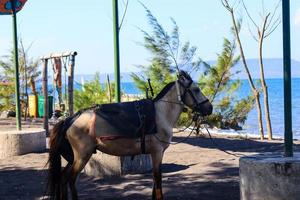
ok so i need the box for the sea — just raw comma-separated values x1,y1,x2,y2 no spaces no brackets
74,78,300,139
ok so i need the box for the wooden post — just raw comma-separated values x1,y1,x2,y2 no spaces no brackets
41,51,77,116
42,59,49,135
107,74,112,103
68,55,75,116
41,51,77,60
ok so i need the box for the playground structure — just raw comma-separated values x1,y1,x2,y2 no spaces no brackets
40,51,77,135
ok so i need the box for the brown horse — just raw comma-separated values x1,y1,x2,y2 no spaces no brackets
47,71,212,200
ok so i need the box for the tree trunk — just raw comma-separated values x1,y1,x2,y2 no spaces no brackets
263,84,272,140
258,17,273,140
259,42,272,140
229,9,264,139
254,89,264,140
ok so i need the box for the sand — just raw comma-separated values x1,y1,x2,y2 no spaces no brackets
0,130,299,200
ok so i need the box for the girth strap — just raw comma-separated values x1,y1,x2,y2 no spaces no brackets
136,102,147,154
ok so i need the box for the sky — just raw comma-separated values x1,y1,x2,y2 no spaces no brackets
0,0,299,75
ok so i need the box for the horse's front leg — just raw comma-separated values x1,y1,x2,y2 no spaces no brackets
151,151,164,200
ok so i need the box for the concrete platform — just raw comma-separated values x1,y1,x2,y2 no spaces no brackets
240,153,300,200
84,152,152,178
0,128,46,159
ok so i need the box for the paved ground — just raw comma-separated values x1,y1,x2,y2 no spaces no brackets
0,124,299,199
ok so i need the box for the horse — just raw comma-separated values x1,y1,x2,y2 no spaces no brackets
47,70,213,200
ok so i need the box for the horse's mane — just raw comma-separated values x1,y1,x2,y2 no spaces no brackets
153,82,175,102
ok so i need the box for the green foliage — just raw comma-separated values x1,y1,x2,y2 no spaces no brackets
74,73,114,111
132,7,254,130
199,37,254,130
132,7,202,97
0,45,40,111
0,82,15,111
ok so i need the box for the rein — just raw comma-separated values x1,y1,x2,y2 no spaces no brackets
154,113,244,158
153,79,207,144
153,114,200,145
204,126,244,158
153,120,197,145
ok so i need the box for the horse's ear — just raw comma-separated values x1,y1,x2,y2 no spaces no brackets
177,71,185,82
178,70,193,87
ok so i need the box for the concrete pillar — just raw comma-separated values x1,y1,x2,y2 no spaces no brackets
240,153,300,200
84,152,152,178
0,129,46,158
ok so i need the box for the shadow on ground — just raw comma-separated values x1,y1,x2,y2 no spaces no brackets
173,135,300,153
0,165,239,200
0,167,48,200
78,168,239,200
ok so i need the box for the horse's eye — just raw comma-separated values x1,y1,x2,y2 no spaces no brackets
193,88,200,93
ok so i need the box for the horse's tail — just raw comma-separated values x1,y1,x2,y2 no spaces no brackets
47,117,75,200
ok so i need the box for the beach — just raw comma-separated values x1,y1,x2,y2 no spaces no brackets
0,129,298,200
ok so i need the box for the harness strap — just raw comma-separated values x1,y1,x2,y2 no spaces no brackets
140,115,146,154
175,81,183,103
135,102,147,154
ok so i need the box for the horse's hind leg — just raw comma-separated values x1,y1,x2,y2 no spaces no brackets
61,163,72,199
66,120,96,200
68,151,93,200
151,151,164,200
68,145,95,200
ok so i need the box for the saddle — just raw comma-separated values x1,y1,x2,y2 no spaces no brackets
93,99,157,152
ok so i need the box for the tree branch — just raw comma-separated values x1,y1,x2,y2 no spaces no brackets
119,0,129,30
241,0,259,29
265,0,281,31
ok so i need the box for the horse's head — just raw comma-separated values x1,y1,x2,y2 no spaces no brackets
177,70,213,116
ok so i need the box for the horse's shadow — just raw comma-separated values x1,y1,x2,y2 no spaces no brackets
0,162,239,200
161,163,196,173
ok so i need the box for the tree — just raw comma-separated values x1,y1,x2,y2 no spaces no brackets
241,0,281,140
222,0,265,140
19,40,40,119
0,42,40,115
0,78,14,111
132,6,254,129
132,6,202,97
0,55,15,111
199,37,254,130
74,73,114,111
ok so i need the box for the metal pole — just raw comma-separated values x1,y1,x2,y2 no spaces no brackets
112,0,121,102
282,0,293,157
11,0,21,130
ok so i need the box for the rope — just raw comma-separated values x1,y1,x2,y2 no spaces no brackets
153,112,245,158
153,123,197,145
153,113,200,145
204,126,245,158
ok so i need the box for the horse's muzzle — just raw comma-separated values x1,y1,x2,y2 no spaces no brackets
194,102,213,116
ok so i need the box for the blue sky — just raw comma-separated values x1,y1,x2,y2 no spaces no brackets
0,0,299,75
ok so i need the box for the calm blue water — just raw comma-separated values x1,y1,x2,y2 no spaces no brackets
240,78,300,139
77,78,299,139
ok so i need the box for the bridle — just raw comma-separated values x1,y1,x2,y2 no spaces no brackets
158,78,209,113
154,76,210,145
175,79,209,113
